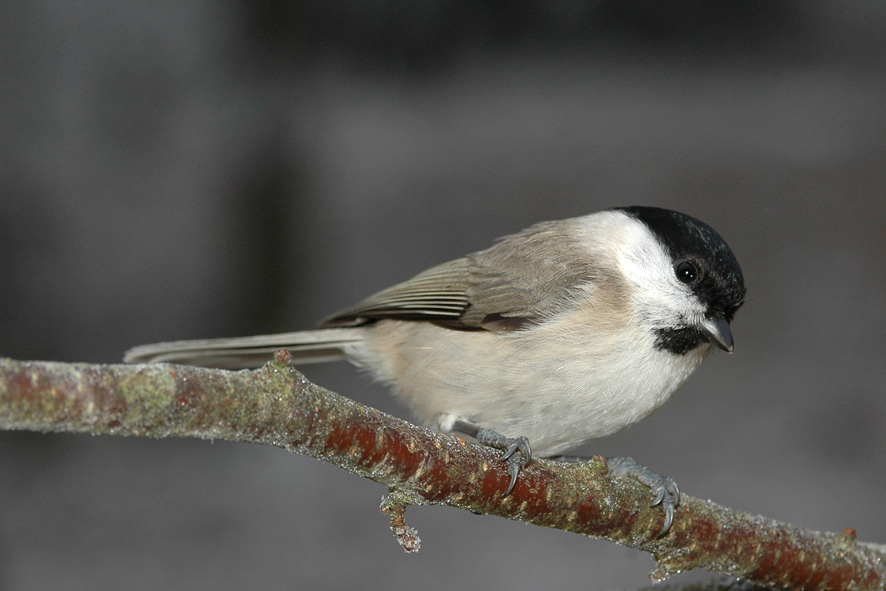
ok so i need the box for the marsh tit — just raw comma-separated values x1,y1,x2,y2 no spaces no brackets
126,206,746,533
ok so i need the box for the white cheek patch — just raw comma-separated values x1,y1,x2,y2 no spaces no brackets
569,210,708,330
612,216,707,329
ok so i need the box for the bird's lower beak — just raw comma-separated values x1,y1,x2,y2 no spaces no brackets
700,316,734,353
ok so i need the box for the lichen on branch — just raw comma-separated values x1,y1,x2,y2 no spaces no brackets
0,354,883,590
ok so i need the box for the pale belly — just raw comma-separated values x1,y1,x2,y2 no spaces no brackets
350,319,708,457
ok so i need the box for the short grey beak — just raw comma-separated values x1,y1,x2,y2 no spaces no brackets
700,316,734,353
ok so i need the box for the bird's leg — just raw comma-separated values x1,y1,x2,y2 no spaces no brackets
558,455,680,536
451,419,532,495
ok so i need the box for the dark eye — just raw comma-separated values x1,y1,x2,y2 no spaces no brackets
675,260,698,284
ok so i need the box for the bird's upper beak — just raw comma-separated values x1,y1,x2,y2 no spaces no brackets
700,316,734,353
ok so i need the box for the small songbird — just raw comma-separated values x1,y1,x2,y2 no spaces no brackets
126,206,746,533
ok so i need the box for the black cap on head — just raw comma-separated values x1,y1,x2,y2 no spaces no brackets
616,206,747,353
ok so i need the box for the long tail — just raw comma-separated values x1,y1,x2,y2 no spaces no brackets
123,327,366,369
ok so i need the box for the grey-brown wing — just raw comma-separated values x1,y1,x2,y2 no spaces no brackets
460,219,598,328
321,258,473,327
322,219,597,330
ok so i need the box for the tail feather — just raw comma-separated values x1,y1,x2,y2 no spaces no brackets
123,328,366,369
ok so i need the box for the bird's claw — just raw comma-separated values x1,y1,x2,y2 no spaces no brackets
503,452,522,495
475,429,532,496
649,477,680,536
499,436,532,467
608,457,680,537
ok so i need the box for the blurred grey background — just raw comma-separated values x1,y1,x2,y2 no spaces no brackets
1,1,885,589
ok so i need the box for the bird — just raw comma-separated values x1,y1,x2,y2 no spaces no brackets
125,205,746,534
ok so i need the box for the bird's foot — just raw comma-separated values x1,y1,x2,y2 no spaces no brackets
451,420,532,495
607,456,680,536
475,428,532,495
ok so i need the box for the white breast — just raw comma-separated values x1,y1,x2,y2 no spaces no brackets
349,312,708,457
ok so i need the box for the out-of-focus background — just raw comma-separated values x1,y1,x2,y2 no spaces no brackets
2,1,885,589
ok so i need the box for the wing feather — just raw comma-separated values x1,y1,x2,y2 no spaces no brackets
321,259,472,326
322,219,598,330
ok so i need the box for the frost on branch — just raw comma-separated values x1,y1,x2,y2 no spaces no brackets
1,355,884,590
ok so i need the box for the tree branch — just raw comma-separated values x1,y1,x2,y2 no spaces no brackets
1,353,883,590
